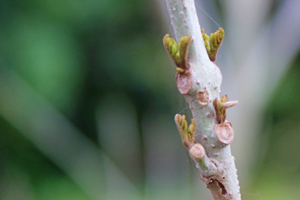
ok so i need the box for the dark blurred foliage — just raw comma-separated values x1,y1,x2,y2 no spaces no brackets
0,0,300,199
0,0,178,199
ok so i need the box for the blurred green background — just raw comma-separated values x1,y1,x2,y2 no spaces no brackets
0,0,300,199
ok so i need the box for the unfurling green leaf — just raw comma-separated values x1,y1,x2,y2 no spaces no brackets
178,35,192,69
188,119,196,144
175,114,196,148
202,28,224,62
163,34,192,74
201,29,210,53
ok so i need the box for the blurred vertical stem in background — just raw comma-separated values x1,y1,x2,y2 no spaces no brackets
163,0,241,199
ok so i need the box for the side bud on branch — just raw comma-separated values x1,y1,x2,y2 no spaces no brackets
213,95,238,145
174,114,195,149
202,28,225,62
213,95,238,124
175,114,218,176
163,34,192,74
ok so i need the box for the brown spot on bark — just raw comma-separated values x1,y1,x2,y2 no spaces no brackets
176,71,192,94
199,174,214,184
206,179,228,200
216,180,227,196
189,143,205,159
214,122,234,145
197,89,209,106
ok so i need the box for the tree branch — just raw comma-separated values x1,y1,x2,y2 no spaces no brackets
163,0,241,199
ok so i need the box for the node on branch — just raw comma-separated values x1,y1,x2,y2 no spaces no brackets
197,88,209,106
213,95,238,124
190,143,217,176
214,122,234,145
